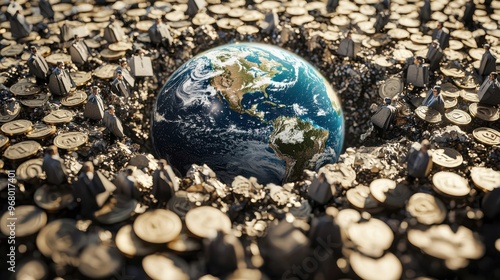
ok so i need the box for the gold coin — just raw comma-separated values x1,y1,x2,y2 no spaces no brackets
469,103,499,121
166,10,187,22
185,206,232,238
133,209,182,244
216,18,244,29
45,53,72,65
100,49,126,60
444,49,467,62
259,0,281,10
440,63,466,78
240,10,265,22
410,34,432,45
94,64,119,80
432,148,463,168
451,29,473,40
449,40,464,51
0,44,24,57
0,205,47,237
108,41,133,52
0,134,9,150
136,21,154,32
169,20,192,29
10,81,41,96
53,131,88,150
1,119,32,136
453,77,478,89
227,8,246,18
468,48,484,60
379,77,403,99
116,224,158,257
445,109,471,125
43,109,74,124
142,253,190,280
84,39,101,49
407,224,484,265
392,48,413,62
192,13,216,26
459,89,480,102
208,4,231,14
320,30,339,41
3,140,41,160
406,193,446,225
348,218,394,258
432,171,470,198
470,167,500,192
127,8,148,17
473,127,500,145
415,106,442,123
61,90,87,107
17,158,46,181
286,6,307,16
52,3,73,12
388,28,410,40
69,71,91,87
20,92,49,108
373,56,394,67
36,219,87,258
443,96,457,109
236,25,259,35
398,17,420,28
350,252,402,280
26,14,44,25
26,123,56,139
291,15,314,26
0,58,19,70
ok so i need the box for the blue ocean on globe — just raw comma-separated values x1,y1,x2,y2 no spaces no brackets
152,43,344,184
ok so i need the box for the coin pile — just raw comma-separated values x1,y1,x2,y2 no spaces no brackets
2,0,500,279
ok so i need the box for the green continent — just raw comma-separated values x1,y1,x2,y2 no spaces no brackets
269,116,329,182
210,52,283,118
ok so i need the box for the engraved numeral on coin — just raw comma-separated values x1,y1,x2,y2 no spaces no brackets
482,131,500,141
434,153,456,163
53,112,69,119
62,136,78,145
15,146,28,154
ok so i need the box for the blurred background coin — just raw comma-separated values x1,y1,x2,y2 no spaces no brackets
470,167,500,192
406,192,447,225
185,206,232,238
0,205,47,237
133,209,182,244
3,141,41,160
432,171,470,198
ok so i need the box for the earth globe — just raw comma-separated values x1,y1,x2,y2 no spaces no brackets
152,43,344,185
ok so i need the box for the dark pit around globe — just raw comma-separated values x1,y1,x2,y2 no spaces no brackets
152,43,344,185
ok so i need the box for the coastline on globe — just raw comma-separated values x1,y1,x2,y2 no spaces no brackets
152,43,344,185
